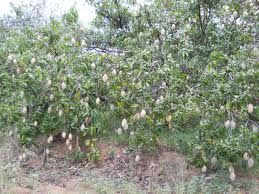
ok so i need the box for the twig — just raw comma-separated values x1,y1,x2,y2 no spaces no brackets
39,148,47,170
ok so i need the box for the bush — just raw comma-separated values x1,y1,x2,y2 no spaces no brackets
0,1,258,171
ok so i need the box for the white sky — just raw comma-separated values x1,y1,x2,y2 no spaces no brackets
0,0,96,26
0,0,149,26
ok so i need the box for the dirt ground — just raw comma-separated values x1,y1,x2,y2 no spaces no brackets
0,135,258,194
1,135,97,194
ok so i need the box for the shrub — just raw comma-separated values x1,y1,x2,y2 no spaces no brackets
0,1,258,170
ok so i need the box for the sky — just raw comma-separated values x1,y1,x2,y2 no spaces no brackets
0,0,148,26
0,0,96,26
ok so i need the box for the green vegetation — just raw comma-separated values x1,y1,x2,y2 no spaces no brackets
0,0,258,187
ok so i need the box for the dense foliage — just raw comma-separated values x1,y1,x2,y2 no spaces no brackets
0,0,258,175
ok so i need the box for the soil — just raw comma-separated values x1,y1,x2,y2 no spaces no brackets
0,135,258,194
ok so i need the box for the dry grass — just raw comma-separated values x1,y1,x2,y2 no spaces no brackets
0,133,258,194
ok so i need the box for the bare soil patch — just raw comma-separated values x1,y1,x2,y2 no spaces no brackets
0,135,258,193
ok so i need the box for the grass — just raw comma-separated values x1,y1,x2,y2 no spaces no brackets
184,172,258,194
0,133,5,145
0,168,9,192
158,129,258,193
0,133,8,191
0,130,258,194
158,128,197,153
79,169,143,194
79,168,258,194
103,131,129,145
